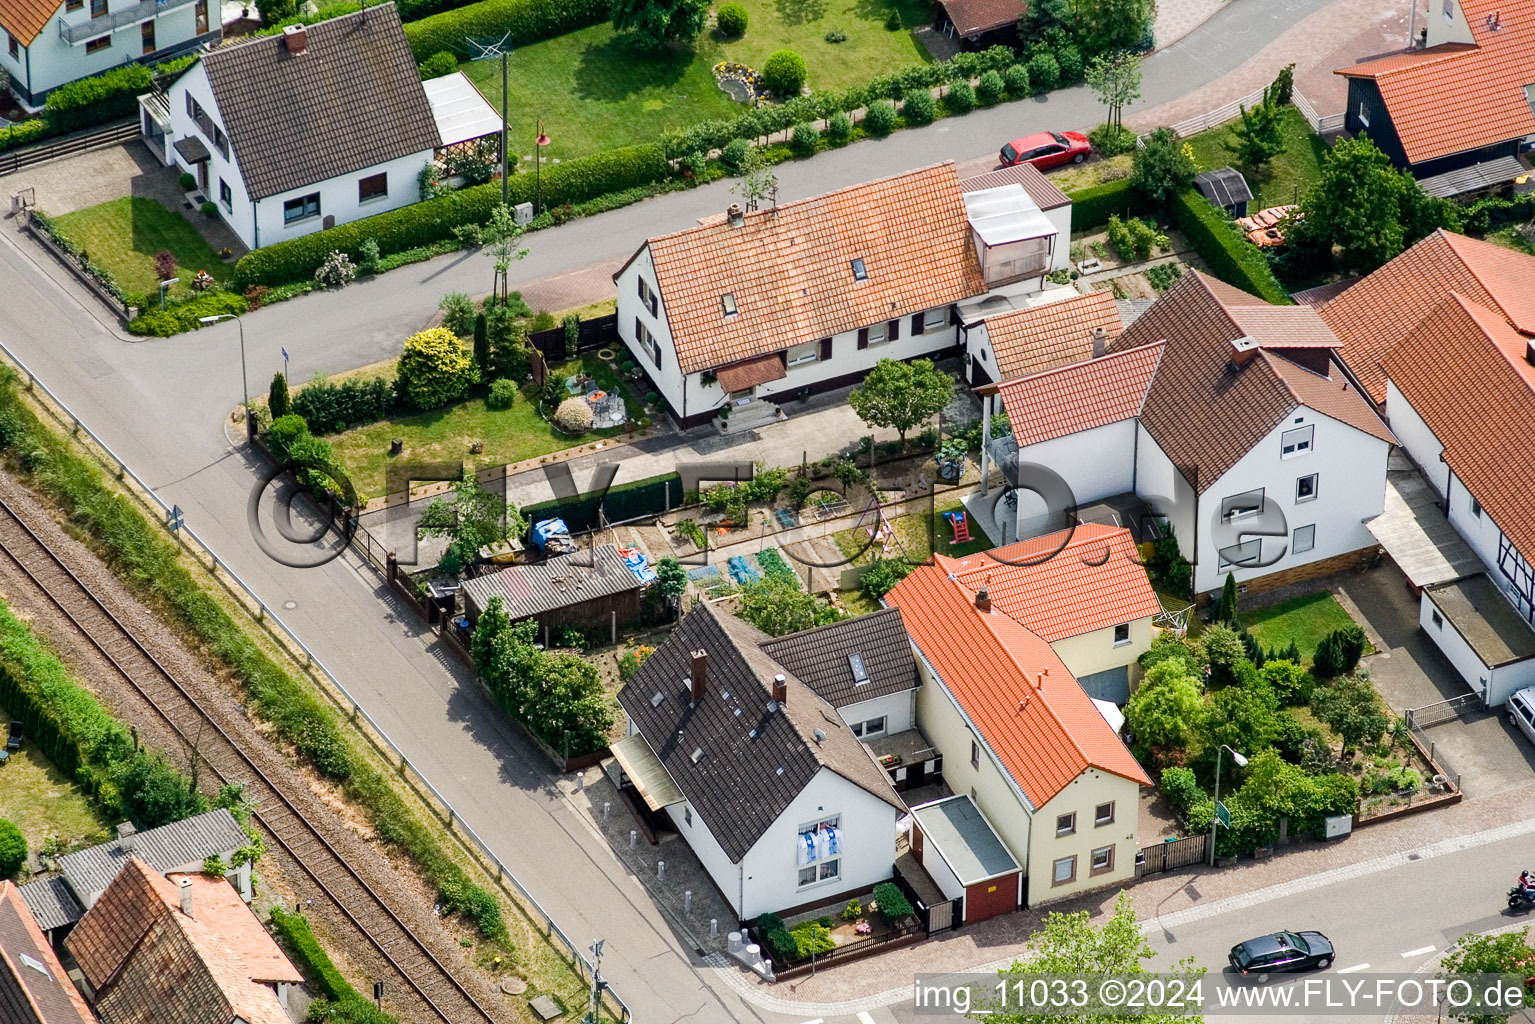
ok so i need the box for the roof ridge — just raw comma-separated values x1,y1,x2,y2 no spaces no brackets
994,339,1165,388
203,1,393,63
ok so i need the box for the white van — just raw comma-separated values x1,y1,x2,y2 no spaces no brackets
1508,686,1535,746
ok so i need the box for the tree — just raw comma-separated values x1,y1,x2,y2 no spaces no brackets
268,371,291,420
1226,88,1285,170
1214,572,1239,624
397,327,478,411
1202,683,1278,762
735,577,840,636
1128,127,1195,207
527,653,615,757
1439,929,1535,1024
472,313,490,379
254,0,296,24
1019,0,1072,45
1310,674,1388,753
655,556,687,614
417,469,527,572
1124,660,1204,756
990,893,1204,1023
482,203,528,307
761,49,807,97
731,147,778,213
1290,136,1408,273
860,557,914,599
0,819,25,878
847,358,954,445
1200,621,1247,686
1260,659,1312,706
1085,50,1141,129
114,750,209,828
609,0,708,48
1075,0,1157,56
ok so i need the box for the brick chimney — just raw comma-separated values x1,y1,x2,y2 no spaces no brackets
726,203,745,228
178,877,194,919
1229,335,1259,369
771,673,787,705
689,650,707,702
974,586,991,613
283,23,308,56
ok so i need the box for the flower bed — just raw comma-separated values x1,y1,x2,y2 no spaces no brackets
712,61,762,101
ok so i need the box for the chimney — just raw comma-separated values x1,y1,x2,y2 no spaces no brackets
771,673,787,705
1091,325,1108,358
689,650,707,702
178,877,193,919
117,821,137,853
1229,335,1260,369
283,23,308,56
974,586,991,613
726,203,745,228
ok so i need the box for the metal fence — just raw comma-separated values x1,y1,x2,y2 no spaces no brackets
0,340,633,1023
0,119,139,177
1135,834,1210,878
1404,693,1477,792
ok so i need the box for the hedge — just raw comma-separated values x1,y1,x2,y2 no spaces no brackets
0,121,49,155
1168,188,1291,305
1066,177,1147,232
43,56,196,134
520,470,681,533
270,909,399,1024
404,0,609,60
232,144,669,289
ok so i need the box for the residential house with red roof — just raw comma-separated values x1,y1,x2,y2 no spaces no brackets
0,881,97,1024
978,271,1397,599
64,858,301,1024
1335,0,1535,189
886,561,1152,911
613,161,1076,430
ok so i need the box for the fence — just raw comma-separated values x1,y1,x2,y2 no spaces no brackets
1135,834,1211,878
1293,90,1347,134
1137,87,1266,148
527,313,619,360
0,340,634,1024
0,119,139,176
771,921,922,978
1403,693,1477,792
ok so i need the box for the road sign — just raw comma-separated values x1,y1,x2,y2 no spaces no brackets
1215,801,1231,828
168,505,184,533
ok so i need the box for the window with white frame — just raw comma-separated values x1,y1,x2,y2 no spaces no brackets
970,738,980,768
866,321,889,346
795,817,842,888
683,805,692,827
1056,812,1076,836
635,320,661,367
1471,497,1483,519
1281,424,1314,457
1292,524,1315,554
786,340,820,367
637,276,658,316
1431,608,1443,628
282,193,321,224
1444,0,1453,20
1221,489,1264,522
1113,623,1130,646
922,308,948,331
848,716,887,738
1090,845,1115,875
1357,101,1369,127
1052,855,1076,885
1296,474,1318,503
1095,802,1115,826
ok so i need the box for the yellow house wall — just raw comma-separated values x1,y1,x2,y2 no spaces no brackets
1028,768,1143,907
1047,616,1155,684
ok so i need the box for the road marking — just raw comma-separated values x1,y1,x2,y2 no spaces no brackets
857,1014,878,1024
1338,963,1370,974
1402,946,1436,958
799,1019,823,1024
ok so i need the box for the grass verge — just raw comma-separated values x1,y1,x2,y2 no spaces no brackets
0,699,111,858
50,197,231,299
1182,105,1327,211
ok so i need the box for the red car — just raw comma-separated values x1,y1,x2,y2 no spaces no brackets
999,131,1092,170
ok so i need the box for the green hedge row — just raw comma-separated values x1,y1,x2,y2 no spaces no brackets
520,470,681,533
270,909,398,1024
0,121,49,155
232,144,669,289
0,371,505,940
44,56,195,134
1168,188,1291,305
404,0,609,60
1066,177,1149,232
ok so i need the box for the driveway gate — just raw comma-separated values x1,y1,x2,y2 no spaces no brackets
1135,835,1210,878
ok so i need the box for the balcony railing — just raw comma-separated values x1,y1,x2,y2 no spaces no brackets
60,0,195,44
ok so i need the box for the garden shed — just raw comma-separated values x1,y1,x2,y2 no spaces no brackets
461,544,646,634
1420,573,1535,706
908,795,1021,923
1192,168,1253,217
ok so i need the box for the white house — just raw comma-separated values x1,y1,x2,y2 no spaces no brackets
614,603,905,922
137,5,497,251
977,271,1398,598
0,0,216,110
886,562,1151,911
612,161,1079,431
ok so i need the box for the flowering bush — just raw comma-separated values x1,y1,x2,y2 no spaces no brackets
554,397,593,433
855,921,872,935
190,269,215,292
313,250,357,288
397,327,477,411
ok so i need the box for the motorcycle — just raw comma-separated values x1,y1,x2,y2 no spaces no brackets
1508,886,1535,910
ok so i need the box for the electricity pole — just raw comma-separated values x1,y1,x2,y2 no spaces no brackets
585,939,605,1024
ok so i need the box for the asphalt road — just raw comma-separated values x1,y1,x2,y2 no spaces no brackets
0,1,1365,1021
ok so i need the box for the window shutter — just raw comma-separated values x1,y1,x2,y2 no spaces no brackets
889,318,900,341
649,294,658,316
857,328,869,350
819,337,832,361
636,277,645,300
948,305,958,325
911,313,924,335
634,318,642,347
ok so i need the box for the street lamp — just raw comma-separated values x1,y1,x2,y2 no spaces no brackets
199,312,253,440
535,120,551,215
1209,743,1248,866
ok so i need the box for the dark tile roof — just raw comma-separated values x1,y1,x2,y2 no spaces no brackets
201,4,440,200
617,604,903,862
16,877,83,933
960,162,1072,210
937,0,1022,35
57,809,248,905
759,607,917,709
1193,167,1253,207
172,136,211,164
0,883,97,1024
461,545,645,621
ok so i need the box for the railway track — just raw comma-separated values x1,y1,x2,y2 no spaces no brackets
0,493,503,1024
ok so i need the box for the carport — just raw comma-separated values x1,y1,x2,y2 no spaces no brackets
1366,470,1483,589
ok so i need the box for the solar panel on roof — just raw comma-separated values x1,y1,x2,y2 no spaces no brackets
849,652,870,685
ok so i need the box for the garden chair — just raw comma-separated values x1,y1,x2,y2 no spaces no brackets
5,721,20,752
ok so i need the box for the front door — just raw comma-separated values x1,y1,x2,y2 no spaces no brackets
729,389,754,405
196,160,208,192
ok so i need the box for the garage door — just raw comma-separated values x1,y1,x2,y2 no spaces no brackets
1076,666,1129,705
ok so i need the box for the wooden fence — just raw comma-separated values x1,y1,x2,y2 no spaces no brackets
1135,834,1210,878
527,313,619,361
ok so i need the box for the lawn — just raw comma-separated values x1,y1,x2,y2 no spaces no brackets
1239,591,1368,666
462,0,932,161
49,197,231,300
329,354,641,499
832,498,993,566
1183,105,1328,210
0,702,112,862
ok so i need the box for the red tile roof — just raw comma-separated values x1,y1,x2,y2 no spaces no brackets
941,524,1164,642
715,353,786,392
985,291,1123,380
0,0,63,46
1382,292,1535,559
887,561,1151,807
0,882,96,1024
1320,229,1535,402
994,342,1164,447
937,0,1022,37
1334,0,1535,164
1108,272,1393,493
633,163,986,375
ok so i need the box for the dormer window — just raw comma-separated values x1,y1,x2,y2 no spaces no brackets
850,258,867,281
722,292,737,317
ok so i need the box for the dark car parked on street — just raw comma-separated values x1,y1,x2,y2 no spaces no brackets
1229,931,1335,980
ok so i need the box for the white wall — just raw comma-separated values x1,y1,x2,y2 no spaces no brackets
1045,205,1072,271
1385,382,1448,497
911,814,965,902
615,247,687,412
1010,420,1137,542
1421,589,1496,702
1427,0,1473,47
1190,407,1390,594
836,689,915,737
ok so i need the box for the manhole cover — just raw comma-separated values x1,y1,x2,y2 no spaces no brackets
283,601,297,610
528,993,563,1020
500,977,528,995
